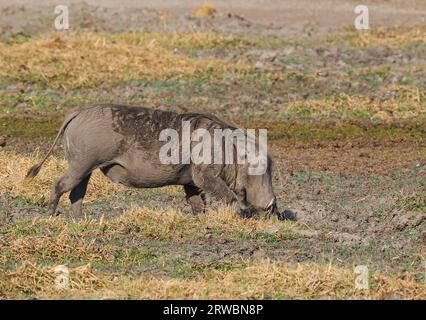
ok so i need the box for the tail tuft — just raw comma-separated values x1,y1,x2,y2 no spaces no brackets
25,163,42,181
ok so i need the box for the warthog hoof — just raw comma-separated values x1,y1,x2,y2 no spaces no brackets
239,208,253,218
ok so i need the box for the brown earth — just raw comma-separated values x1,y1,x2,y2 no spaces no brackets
1,0,426,40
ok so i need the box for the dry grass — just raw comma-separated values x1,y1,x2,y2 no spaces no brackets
0,151,123,203
1,231,116,267
0,32,247,89
1,13,424,301
329,24,426,48
0,151,179,204
0,261,110,299
1,205,424,299
189,2,217,18
0,206,291,264
283,86,425,120
0,205,296,273
115,205,295,241
91,262,426,300
1,259,424,299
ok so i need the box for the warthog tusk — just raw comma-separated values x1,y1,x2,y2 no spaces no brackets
267,198,276,210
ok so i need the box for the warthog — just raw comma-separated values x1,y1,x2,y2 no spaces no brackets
26,104,286,219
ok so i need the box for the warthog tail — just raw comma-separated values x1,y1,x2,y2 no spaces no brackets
25,163,43,180
25,111,80,181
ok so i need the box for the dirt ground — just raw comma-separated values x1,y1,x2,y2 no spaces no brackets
1,0,426,39
0,1,425,299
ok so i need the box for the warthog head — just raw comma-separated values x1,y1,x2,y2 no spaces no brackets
234,155,283,219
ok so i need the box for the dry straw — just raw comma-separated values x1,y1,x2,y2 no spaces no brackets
0,32,246,89
0,205,424,299
329,24,426,48
0,150,182,204
353,25,426,47
189,2,217,18
0,151,124,203
283,86,425,120
2,259,424,299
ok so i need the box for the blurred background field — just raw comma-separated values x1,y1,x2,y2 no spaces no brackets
0,0,425,299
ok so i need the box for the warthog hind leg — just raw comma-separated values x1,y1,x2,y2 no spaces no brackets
46,167,91,216
69,173,92,219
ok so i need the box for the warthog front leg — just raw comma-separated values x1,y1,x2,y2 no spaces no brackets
191,167,254,218
192,168,236,207
183,184,206,215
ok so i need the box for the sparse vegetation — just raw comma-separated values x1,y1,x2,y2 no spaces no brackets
328,24,426,48
0,1,425,300
0,32,251,89
282,87,425,120
189,2,217,18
